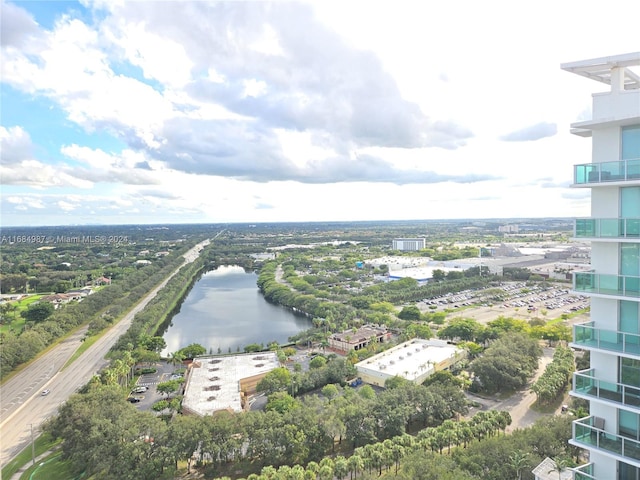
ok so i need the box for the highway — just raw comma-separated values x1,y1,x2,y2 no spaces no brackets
0,239,210,470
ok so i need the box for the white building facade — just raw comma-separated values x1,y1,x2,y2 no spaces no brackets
563,53,640,480
392,238,426,251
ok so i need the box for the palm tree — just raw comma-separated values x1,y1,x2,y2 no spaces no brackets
348,454,364,480
508,451,529,480
548,456,571,479
169,351,185,371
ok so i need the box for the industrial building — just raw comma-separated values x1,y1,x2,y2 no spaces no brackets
354,338,466,387
563,52,640,480
181,352,279,416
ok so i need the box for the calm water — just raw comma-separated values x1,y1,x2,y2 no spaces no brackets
161,265,311,356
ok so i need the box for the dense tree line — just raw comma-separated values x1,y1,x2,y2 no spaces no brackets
110,256,206,356
531,346,575,405
0,249,190,378
469,333,542,394
46,375,470,479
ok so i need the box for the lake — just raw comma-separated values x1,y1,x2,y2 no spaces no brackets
161,265,311,356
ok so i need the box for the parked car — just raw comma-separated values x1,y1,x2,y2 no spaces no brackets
132,386,148,394
127,397,142,403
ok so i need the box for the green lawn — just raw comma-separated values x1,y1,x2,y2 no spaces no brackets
19,451,79,480
0,294,46,335
0,432,60,480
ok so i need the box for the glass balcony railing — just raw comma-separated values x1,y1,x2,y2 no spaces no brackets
573,369,640,409
573,416,640,462
574,158,640,185
572,322,640,355
572,463,595,480
574,272,640,298
575,218,640,239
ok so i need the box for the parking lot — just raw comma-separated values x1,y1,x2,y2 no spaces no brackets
417,281,589,325
129,361,183,411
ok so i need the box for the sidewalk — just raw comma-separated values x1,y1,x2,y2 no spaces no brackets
9,448,59,480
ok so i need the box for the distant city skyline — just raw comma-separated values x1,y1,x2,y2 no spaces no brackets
2,0,639,226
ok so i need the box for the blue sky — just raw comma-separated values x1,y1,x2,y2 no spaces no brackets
1,0,639,226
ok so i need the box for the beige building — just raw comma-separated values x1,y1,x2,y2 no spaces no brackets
328,324,391,354
355,338,466,387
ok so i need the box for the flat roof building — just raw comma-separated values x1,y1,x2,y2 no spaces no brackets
355,338,466,387
392,238,426,251
328,324,391,354
182,352,279,416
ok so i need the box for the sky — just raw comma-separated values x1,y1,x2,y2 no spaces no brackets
1,0,639,227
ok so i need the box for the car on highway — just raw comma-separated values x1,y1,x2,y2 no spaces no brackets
41,389,50,396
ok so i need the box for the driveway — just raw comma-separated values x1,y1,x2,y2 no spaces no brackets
464,346,563,431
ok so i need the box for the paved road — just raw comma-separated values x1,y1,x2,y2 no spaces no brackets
0,239,210,470
465,346,563,431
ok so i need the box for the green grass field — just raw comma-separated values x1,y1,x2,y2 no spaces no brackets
0,294,46,335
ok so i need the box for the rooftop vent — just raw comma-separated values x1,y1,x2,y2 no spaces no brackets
207,396,217,401
255,363,264,368
208,367,220,372
204,385,221,391
209,376,220,381
210,359,222,364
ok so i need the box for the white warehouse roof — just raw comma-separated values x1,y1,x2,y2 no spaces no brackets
182,352,279,415
355,339,465,385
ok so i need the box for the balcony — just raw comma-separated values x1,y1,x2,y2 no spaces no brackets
572,463,595,480
573,158,640,185
575,218,640,239
573,368,640,410
572,322,640,356
574,272,640,298
572,416,640,463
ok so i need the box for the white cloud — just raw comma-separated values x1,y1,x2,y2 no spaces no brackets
2,0,638,226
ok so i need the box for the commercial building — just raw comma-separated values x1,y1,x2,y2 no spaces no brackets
181,352,279,416
392,238,426,251
563,52,640,480
328,324,391,354
354,338,466,387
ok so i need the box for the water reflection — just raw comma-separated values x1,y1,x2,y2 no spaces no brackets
161,265,311,356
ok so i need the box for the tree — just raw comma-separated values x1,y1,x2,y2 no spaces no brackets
265,392,299,414
22,302,54,323
348,454,364,479
432,269,446,282
548,456,572,479
310,355,327,369
177,343,206,359
398,305,421,321
156,379,182,398
437,318,484,343
169,351,185,370
257,367,292,395
508,450,530,480
322,384,339,402
141,335,166,353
